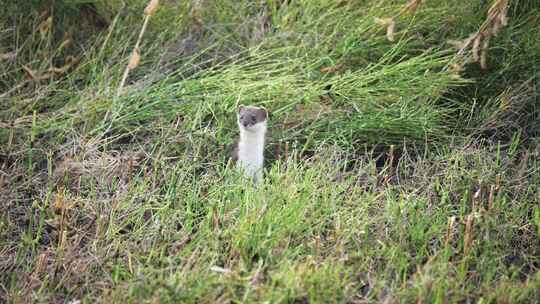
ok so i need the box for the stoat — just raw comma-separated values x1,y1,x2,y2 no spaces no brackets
234,105,268,185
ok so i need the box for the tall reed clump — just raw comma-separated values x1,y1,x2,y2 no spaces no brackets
22,0,465,158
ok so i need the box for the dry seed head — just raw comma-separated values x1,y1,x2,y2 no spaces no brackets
144,0,159,15
454,0,509,70
128,48,141,70
386,19,396,42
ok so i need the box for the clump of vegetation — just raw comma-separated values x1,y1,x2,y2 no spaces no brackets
1,0,539,302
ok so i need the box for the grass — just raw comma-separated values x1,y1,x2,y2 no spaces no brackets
1,0,539,303
4,143,539,302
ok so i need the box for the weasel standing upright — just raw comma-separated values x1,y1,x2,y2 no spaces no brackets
235,105,268,185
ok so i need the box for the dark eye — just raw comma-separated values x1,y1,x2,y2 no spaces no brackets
240,115,244,120
251,116,256,122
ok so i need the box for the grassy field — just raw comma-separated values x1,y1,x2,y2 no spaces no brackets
1,0,539,303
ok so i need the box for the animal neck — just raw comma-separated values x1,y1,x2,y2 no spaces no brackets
239,125,266,152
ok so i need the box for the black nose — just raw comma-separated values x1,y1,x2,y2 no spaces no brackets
243,122,249,127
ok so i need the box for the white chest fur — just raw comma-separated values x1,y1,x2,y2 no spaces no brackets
237,123,266,184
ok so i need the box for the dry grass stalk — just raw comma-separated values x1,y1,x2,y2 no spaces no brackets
472,34,482,62
487,184,495,210
0,55,75,99
53,188,65,214
99,3,125,58
472,187,481,211
444,216,456,247
383,145,395,184
212,207,220,232
22,65,37,80
514,150,530,193
116,0,160,97
20,58,75,83
375,0,424,42
59,229,68,251
0,79,30,98
463,213,475,256
48,56,77,75
451,0,509,70
32,251,49,279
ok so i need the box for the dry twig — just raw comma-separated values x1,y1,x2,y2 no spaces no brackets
116,0,159,97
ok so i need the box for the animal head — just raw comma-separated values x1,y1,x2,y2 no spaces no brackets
237,105,268,132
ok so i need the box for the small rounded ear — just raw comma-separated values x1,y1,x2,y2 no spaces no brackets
259,107,268,119
238,104,245,114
